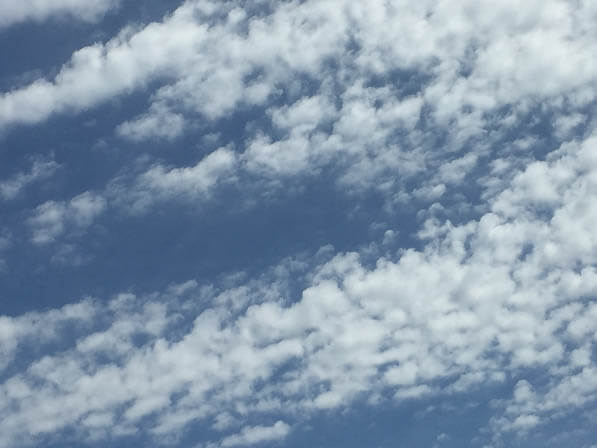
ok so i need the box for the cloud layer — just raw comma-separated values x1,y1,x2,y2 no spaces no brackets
2,132,597,447
1,1,597,447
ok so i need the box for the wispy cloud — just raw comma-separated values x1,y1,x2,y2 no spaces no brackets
0,0,120,29
0,157,59,200
28,191,106,244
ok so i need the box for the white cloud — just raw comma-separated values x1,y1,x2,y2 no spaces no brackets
3,1,597,447
0,233,10,272
112,146,237,212
28,191,106,244
2,130,597,446
2,0,596,207
0,299,97,372
21,147,236,246
139,146,236,196
116,103,186,142
0,158,59,200
0,2,205,127
220,421,290,447
0,0,120,28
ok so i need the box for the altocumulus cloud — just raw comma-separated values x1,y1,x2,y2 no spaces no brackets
1,0,597,447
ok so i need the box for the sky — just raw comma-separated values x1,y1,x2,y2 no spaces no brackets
1,1,597,447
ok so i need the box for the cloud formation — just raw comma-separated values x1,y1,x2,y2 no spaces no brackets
2,131,597,447
0,157,59,200
1,1,597,447
0,0,120,28
28,191,106,244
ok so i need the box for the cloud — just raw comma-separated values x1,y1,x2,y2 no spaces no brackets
116,103,186,142
28,191,106,244
0,298,97,372
110,145,238,212
2,0,595,135
138,146,236,196
0,233,10,272
0,2,204,127
0,0,120,28
2,0,596,211
20,146,236,247
2,130,597,446
220,421,290,447
0,157,59,200
3,1,597,447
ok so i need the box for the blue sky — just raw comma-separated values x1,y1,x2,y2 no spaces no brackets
1,1,597,447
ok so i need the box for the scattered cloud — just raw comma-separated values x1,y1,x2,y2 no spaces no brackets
0,157,59,200
2,130,597,446
220,421,290,447
0,0,120,29
1,1,597,447
28,191,106,244
116,103,186,142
